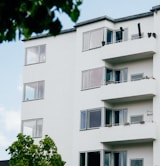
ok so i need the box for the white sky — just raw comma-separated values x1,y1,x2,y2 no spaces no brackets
0,0,160,160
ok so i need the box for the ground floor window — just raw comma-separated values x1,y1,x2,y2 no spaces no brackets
80,151,100,166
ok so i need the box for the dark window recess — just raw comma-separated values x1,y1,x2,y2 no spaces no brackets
88,152,100,166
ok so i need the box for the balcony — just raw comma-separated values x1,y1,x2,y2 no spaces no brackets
101,78,156,103
100,37,156,64
100,121,156,144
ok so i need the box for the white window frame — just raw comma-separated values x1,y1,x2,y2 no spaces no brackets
105,68,128,84
130,115,144,124
25,44,46,65
22,118,43,138
130,158,143,166
131,73,144,81
82,67,105,90
23,80,45,101
80,108,102,130
82,28,104,51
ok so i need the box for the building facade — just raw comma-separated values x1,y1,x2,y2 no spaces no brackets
21,5,160,166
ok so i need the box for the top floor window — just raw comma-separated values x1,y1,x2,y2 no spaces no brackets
82,27,129,51
25,45,46,65
83,28,104,51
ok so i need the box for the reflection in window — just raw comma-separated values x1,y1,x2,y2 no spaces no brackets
23,81,45,101
80,109,101,130
22,119,43,138
25,45,46,65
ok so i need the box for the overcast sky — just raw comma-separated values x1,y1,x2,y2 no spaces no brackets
0,0,160,160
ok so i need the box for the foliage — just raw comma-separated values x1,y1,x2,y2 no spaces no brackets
6,133,65,166
0,0,82,43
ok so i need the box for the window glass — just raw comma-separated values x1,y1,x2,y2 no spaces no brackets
88,152,100,166
106,69,113,83
105,109,112,126
113,151,127,166
104,152,111,166
83,28,104,51
22,119,43,138
107,30,113,44
24,81,44,101
131,159,143,166
131,115,143,124
80,153,85,166
83,32,90,51
80,109,102,130
116,31,122,42
90,28,103,49
88,110,101,128
111,109,128,125
25,45,46,65
82,67,104,90
80,111,87,130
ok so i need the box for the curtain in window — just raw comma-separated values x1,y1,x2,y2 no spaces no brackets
90,28,104,49
82,67,104,90
83,32,90,51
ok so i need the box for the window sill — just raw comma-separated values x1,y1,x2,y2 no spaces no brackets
22,98,44,102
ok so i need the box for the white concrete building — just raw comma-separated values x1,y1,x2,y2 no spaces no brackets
21,5,160,166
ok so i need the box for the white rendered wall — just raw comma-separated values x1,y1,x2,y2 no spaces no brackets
22,32,76,166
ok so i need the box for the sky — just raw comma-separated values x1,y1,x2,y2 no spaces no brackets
0,0,160,160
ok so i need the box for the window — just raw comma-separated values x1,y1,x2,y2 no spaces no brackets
106,30,113,44
25,45,46,65
80,151,100,166
82,67,104,90
105,109,128,126
80,108,101,130
115,68,128,83
83,28,104,51
105,109,112,126
131,73,144,81
104,151,126,166
116,30,122,42
131,115,143,124
115,28,128,43
131,159,143,166
23,81,45,101
22,119,43,138
106,68,128,84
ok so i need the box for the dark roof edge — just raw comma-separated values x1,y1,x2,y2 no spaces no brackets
74,11,153,27
22,28,76,42
75,16,114,27
115,11,153,22
151,5,160,12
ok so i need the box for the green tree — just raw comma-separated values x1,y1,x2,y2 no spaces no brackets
6,133,65,166
0,0,82,43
